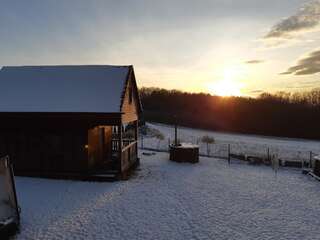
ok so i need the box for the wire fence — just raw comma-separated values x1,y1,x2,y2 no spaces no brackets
139,135,319,168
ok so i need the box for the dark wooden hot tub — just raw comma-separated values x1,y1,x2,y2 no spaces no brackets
169,143,199,163
314,157,320,177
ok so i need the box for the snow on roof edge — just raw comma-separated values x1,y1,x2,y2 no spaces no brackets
0,65,134,113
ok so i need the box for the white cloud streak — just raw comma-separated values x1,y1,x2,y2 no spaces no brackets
281,49,320,75
264,0,320,44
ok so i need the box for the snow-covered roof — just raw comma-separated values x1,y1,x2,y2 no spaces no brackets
0,65,131,113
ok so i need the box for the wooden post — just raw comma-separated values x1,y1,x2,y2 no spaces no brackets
118,122,123,173
310,151,312,168
267,148,270,162
135,120,138,158
141,134,144,149
228,144,231,164
174,121,178,146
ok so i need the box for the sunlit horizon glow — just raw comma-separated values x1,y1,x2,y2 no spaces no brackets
207,65,246,96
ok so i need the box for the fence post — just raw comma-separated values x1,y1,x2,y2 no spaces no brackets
141,135,144,149
228,144,231,164
168,138,171,151
267,148,270,162
310,151,312,168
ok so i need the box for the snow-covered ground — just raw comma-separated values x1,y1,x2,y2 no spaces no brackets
143,122,320,162
14,152,320,240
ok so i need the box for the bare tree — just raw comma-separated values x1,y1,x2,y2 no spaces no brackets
201,136,215,156
155,133,165,150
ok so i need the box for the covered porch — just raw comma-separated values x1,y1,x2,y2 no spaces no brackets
88,119,139,179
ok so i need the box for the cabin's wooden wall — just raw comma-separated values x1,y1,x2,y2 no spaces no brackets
121,77,139,123
88,126,100,169
103,126,112,162
0,128,88,174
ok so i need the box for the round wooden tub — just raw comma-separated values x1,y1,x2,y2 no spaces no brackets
169,143,199,163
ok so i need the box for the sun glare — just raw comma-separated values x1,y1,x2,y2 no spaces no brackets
211,79,242,96
208,66,245,97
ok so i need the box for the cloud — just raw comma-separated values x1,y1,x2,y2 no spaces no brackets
284,80,320,89
245,60,264,64
264,0,320,43
281,49,320,75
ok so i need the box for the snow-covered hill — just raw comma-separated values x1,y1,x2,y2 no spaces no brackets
142,123,320,162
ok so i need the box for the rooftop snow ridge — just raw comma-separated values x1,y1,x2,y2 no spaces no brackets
0,65,132,113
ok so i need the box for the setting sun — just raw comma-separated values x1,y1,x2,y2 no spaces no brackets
208,66,245,96
210,79,242,96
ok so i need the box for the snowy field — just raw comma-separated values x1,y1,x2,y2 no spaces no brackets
143,122,320,162
13,152,320,240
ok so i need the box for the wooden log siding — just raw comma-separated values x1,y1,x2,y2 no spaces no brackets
0,129,88,174
0,112,122,129
118,122,123,172
135,120,138,159
121,74,139,123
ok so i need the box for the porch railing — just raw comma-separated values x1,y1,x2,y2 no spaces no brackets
121,141,138,172
111,139,138,172
111,138,136,152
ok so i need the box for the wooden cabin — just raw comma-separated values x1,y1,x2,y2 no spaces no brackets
0,65,142,180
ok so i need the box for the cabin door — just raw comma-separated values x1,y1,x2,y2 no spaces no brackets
88,127,101,169
88,126,112,170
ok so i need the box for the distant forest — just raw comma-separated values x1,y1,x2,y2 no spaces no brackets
140,87,320,140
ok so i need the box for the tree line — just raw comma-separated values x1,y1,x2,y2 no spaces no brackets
140,87,320,140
